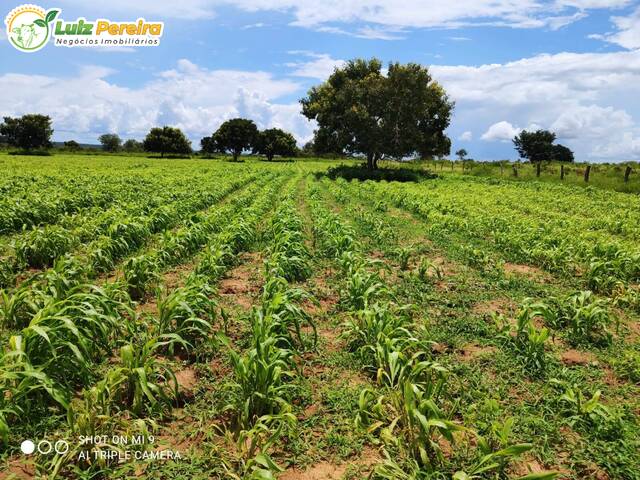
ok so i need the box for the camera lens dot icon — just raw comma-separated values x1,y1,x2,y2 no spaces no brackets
21,440,35,455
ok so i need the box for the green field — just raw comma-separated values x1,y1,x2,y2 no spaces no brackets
0,154,638,479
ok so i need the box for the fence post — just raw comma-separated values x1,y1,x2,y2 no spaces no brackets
560,164,565,180
624,166,632,183
536,162,541,177
584,165,591,183
512,165,518,177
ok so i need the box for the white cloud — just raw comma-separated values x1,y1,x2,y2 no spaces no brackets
241,22,267,29
285,52,346,79
432,49,640,160
596,5,640,49
481,121,521,141
0,59,314,145
448,36,471,41
459,130,473,141
55,0,631,32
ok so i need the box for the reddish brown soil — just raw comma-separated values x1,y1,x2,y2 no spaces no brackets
279,447,380,480
560,349,597,366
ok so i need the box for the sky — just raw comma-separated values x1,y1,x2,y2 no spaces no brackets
1,0,640,162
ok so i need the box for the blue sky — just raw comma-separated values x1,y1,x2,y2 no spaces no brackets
1,0,639,161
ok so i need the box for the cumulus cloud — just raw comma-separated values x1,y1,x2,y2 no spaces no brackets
431,49,640,160
55,0,630,31
481,121,521,141
0,59,313,144
285,52,346,79
595,5,640,49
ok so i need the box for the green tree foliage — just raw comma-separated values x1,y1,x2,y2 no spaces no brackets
309,128,345,158
254,128,297,161
456,148,468,160
300,58,454,169
553,144,575,163
0,114,53,152
142,126,192,158
212,118,258,161
98,133,122,152
513,130,575,163
200,135,218,156
122,139,143,153
63,140,80,151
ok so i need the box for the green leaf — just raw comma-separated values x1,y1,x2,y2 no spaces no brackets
517,473,562,480
34,19,46,28
45,10,59,23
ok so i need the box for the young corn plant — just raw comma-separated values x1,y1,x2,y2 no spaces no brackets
226,412,295,480
195,242,236,281
14,225,78,269
342,303,413,357
551,379,623,439
155,277,217,357
415,258,443,283
123,255,160,301
359,372,462,473
494,301,551,376
340,260,389,311
105,337,180,417
260,274,317,351
551,291,616,346
393,245,414,271
227,331,295,429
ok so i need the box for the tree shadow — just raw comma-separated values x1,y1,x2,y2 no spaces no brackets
315,164,438,183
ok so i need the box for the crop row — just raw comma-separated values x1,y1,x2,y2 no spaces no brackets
340,177,640,304
0,172,291,472
304,181,559,479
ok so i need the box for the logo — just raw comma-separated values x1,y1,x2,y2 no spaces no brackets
5,4,163,52
5,4,58,52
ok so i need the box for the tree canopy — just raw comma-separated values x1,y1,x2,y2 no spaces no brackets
300,58,454,169
0,114,53,151
211,118,258,161
254,128,297,161
513,129,574,163
143,126,192,157
456,148,468,160
99,133,122,152
122,139,143,153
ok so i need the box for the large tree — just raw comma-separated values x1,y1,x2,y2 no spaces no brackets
254,128,297,161
0,114,53,151
99,133,122,152
212,118,258,162
300,58,454,169
513,130,556,163
142,126,192,158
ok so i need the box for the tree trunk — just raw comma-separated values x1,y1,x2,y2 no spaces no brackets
536,162,541,177
584,165,591,183
233,151,239,162
373,153,380,169
513,165,518,177
366,152,374,170
560,164,565,180
267,154,273,162
624,166,632,183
